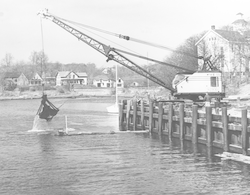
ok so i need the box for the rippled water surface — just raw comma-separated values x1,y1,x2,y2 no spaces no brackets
1,98,250,195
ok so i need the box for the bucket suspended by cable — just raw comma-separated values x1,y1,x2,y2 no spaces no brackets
36,94,59,121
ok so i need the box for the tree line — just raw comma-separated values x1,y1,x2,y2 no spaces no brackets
0,31,206,90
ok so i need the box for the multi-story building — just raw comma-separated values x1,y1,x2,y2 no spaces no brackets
195,13,250,80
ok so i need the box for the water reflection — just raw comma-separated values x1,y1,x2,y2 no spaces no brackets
38,134,56,153
1,99,250,194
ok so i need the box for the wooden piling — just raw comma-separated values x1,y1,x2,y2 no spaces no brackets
206,106,212,147
158,102,163,134
133,100,137,131
179,103,184,140
168,103,173,141
119,99,250,157
140,101,145,130
148,101,154,133
241,109,248,155
119,101,124,131
126,100,131,130
192,104,198,144
222,107,229,151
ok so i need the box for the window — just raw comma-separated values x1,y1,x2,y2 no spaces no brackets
210,77,219,87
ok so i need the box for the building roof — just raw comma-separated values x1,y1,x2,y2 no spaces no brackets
93,74,110,80
4,72,20,79
56,71,88,78
56,71,70,78
76,72,88,77
30,73,42,80
215,29,246,42
232,19,248,26
195,28,247,46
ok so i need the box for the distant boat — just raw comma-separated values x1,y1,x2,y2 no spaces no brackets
107,64,119,114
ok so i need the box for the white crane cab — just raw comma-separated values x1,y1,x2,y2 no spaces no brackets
172,71,225,101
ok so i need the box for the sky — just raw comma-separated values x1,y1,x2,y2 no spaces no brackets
1,0,250,68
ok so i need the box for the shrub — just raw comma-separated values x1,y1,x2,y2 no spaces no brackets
29,87,36,91
18,86,30,92
56,86,65,93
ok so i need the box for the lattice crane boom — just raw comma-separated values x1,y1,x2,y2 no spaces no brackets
40,10,175,92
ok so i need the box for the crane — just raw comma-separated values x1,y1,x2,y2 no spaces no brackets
39,10,225,101
39,10,193,93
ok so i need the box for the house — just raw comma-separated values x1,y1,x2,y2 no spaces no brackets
120,74,147,88
55,71,88,86
41,72,56,85
44,76,56,86
195,13,250,75
17,73,29,86
102,67,112,75
93,74,114,88
30,73,43,86
130,81,140,87
4,72,29,87
116,78,124,88
4,72,20,85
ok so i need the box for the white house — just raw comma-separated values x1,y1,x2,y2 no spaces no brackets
195,14,250,74
116,78,124,88
17,73,29,86
93,74,114,88
55,71,88,86
30,73,43,86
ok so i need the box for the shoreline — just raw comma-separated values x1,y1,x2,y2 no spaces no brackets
0,93,134,101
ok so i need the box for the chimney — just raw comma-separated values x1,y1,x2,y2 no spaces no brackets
211,25,215,30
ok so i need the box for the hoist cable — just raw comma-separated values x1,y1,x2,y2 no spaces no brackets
51,14,198,60
40,17,45,93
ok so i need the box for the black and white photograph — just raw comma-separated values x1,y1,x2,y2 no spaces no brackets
1,0,250,194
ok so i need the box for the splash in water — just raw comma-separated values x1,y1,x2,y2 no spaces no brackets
28,115,53,132
28,115,75,134
31,115,41,131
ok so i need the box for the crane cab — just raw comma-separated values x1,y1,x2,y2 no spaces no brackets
172,71,225,101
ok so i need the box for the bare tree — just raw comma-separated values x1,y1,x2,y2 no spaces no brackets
231,43,250,85
153,33,204,89
1,53,14,66
29,51,49,76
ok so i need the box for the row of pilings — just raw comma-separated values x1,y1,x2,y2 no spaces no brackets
119,99,250,156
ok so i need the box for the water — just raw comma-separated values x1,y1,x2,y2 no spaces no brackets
1,98,250,195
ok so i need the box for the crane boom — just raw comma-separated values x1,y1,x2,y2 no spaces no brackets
40,10,175,92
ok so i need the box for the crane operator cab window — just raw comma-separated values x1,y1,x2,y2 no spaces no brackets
210,76,219,87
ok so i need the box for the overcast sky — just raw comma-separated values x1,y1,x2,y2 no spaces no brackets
1,0,250,67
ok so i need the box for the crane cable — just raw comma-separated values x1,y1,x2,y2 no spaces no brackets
51,14,145,58
52,14,199,60
39,15,67,111
40,17,45,93
46,14,195,73
45,12,203,73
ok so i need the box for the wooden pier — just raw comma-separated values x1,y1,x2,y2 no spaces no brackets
119,100,250,156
